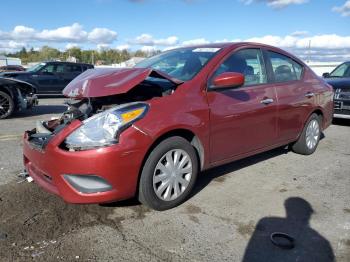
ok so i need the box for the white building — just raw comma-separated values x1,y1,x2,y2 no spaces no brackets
0,56,22,66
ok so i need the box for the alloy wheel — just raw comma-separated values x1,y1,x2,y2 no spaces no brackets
0,93,11,118
305,119,320,150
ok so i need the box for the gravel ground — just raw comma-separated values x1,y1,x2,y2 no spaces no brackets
0,98,349,261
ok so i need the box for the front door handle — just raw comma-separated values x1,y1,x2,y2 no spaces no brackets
260,98,274,105
305,92,315,98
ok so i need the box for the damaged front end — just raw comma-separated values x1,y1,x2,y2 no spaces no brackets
0,77,38,119
26,67,181,152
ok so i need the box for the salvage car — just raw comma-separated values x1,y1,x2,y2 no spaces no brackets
23,43,333,210
323,61,350,119
1,61,93,94
0,77,37,119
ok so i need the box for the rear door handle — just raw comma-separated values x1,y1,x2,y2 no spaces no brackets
260,98,274,105
305,92,315,98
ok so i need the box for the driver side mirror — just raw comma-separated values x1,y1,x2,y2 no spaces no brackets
322,72,330,78
210,72,245,90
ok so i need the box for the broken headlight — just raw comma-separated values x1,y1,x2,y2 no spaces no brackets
65,102,149,150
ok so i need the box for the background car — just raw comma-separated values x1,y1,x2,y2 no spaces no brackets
23,43,333,210
323,61,350,119
0,65,26,72
0,77,37,119
0,61,93,94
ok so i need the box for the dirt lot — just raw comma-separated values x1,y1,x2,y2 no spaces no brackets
0,98,349,261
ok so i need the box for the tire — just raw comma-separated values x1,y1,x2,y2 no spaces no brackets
138,136,199,211
0,91,15,119
292,113,321,155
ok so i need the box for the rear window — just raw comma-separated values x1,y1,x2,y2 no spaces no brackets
66,64,82,73
268,51,303,82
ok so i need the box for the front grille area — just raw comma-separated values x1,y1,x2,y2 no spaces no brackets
27,130,53,151
335,88,350,100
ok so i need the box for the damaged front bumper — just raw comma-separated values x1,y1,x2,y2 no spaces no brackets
23,120,152,204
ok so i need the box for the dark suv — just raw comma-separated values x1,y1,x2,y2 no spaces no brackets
1,61,93,94
323,61,350,119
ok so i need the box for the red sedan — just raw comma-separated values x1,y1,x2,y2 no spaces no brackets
23,43,333,210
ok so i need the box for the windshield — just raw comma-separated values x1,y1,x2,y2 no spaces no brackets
330,62,350,78
135,47,221,81
27,63,46,72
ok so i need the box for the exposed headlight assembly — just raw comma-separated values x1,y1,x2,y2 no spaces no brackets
65,102,149,150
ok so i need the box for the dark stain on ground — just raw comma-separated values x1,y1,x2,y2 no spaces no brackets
189,215,200,224
343,239,350,247
212,176,226,183
236,221,255,237
185,204,202,215
0,182,152,261
279,188,287,193
343,208,350,214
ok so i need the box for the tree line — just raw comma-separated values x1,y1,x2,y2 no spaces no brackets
1,46,161,65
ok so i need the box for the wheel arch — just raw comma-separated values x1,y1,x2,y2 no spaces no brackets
0,84,15,98
307,108,324,129
135,128,205,198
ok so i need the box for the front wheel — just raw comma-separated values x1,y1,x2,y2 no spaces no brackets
0,91,15,119
292,113,321,155
138,136,198,211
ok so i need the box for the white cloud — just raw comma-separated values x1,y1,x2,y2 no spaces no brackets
88,28,117,44
12,25,36,39
65,43,79,49
0,23,117,46
130,34,178,46
116,44,130,51
140,45,157,53
244,34,350,49
182,38,210,46
242,0,308,8
290,30,309,37
36,23,88,42
333,1,350,17
97,43,110,51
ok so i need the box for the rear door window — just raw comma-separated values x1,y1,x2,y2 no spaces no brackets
267,51,303,82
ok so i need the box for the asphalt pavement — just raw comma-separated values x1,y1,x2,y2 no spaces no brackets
0,98,349,261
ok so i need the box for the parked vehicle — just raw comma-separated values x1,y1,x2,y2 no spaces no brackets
0,65,26,72
23,43,333,210
323,61,350,119
0,77,38,119
1,61,93,94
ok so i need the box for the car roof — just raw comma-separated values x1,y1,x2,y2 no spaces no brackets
178,42,305,65
44,61,93,66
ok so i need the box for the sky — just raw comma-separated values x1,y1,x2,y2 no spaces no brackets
0,0,350,62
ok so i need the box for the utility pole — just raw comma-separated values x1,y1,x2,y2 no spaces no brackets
307,40,311,64
91,51,94,65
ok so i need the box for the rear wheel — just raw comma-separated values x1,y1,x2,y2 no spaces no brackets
292,113,321,155
138,136,198,211
0,91,14,119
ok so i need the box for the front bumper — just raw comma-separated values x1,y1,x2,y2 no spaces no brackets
333,100,350,119
23,120,152,204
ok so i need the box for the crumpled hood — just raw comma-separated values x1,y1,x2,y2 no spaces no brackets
63,67,183,98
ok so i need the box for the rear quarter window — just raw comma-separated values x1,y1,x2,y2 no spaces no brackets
268,51,303,82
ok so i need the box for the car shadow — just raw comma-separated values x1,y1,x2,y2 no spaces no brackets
191,146,290,198
12,104,67,118
332,118,350,127
242,197,335,262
